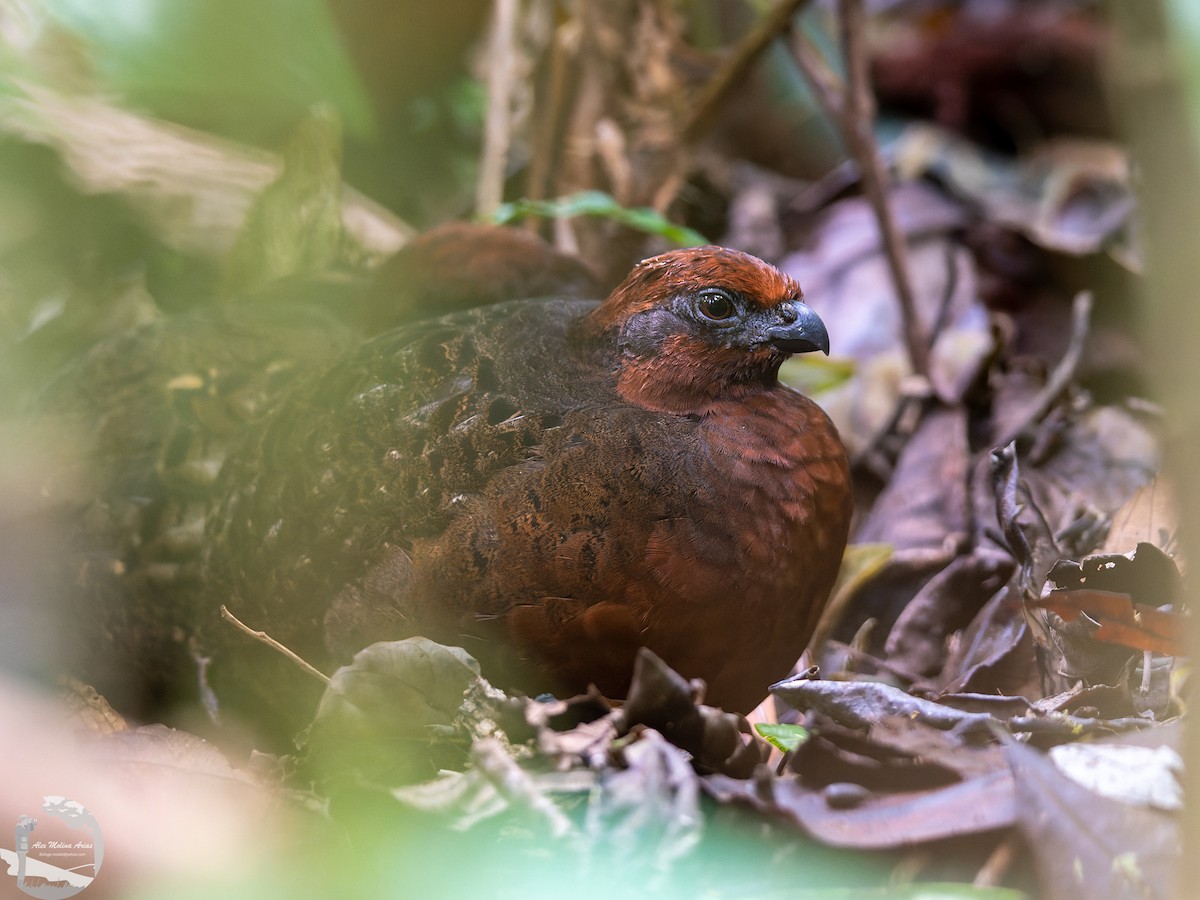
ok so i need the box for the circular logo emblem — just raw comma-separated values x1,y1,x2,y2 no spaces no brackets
8,797,103,898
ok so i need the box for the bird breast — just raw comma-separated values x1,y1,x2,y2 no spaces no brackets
636,386,852,710
646,386,850,615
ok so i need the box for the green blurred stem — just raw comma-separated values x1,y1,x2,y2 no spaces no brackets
1107,1,1200,893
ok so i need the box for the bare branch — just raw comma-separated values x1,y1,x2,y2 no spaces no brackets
791,0,930,378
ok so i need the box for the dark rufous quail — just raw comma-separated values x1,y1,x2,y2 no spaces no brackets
47,243,852,738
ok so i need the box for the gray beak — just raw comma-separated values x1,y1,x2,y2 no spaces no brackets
766,301,830,355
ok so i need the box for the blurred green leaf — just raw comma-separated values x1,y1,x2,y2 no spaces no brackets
493,190,708,247
754,722,809,753
1166,0,1200,142
300,638,481,788
833,543,894,601
40,0,374,142
779,354,856,395
223,105,345,297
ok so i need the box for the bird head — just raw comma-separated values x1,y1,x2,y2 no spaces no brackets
582,246,829,415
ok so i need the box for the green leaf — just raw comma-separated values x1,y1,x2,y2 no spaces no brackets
754,722,810,753
492,190,707,247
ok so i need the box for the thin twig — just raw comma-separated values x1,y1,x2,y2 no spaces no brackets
682,0,815,142
849,383,933,478
477,0,522,215
790,156,861,214
219,604,330,684
791,0,930,377
841,0,928,377
994,290,1093,448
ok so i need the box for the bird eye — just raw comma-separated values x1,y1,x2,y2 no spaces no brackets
697,290,734,321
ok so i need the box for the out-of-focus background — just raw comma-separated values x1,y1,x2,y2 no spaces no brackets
0,0,1196,896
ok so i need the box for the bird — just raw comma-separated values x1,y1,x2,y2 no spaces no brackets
359,221,603,332
49,243,852,737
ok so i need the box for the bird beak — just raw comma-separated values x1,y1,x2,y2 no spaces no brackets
766,301,830,355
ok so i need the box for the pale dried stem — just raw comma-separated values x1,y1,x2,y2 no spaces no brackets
220,604,330,685
477,0,522,216
526,21,577,208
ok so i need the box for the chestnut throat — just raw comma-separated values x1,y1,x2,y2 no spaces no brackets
611,340,785,415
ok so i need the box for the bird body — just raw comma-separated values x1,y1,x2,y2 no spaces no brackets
54,245,851,729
